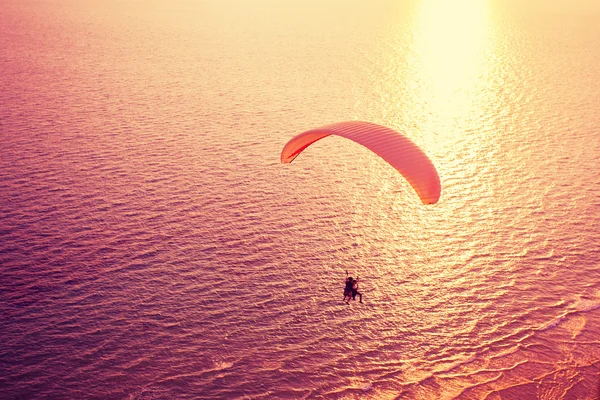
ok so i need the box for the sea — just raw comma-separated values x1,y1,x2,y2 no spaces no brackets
1,0,599,398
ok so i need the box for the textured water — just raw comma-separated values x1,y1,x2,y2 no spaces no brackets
1,0,600,399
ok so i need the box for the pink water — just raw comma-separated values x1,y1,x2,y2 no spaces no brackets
1,0,599,398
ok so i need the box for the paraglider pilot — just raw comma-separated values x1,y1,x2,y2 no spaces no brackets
344,271,362,304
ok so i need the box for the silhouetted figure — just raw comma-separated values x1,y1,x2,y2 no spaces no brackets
352,277,362,303
344,273,354,304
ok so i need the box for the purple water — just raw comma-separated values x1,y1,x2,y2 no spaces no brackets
1,0,599,398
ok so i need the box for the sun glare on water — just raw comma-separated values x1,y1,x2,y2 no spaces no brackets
402,0,494,213
409,0,492,146
414,0,491,107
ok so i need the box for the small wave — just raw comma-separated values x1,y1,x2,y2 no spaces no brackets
197,359,235,376
537,298,600,334
430,354,479,376
538,311,569,332
487,343,523,361
573,298,600,314
321,379,374,397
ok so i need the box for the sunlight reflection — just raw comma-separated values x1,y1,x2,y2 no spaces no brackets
412,0,491,135
399,0,495,230
384,0,496,272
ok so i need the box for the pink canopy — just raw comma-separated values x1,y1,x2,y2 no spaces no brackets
281,121,441,204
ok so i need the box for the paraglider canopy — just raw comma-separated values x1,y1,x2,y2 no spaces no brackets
281,121,441,204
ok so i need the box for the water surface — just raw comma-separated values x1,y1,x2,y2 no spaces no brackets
1,0,600,398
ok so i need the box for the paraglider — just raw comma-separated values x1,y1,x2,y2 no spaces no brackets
280,121,441,204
